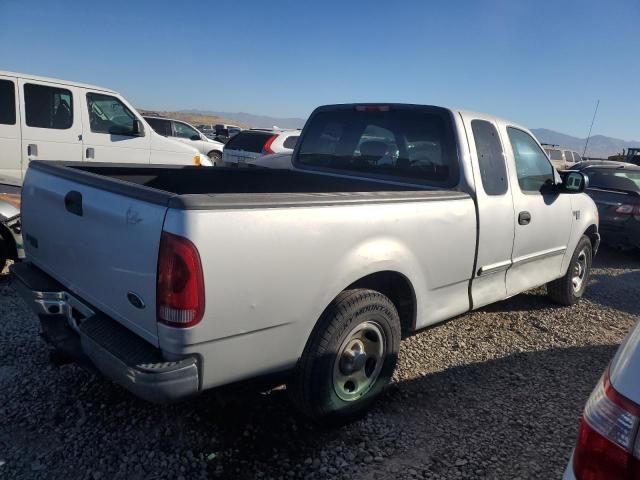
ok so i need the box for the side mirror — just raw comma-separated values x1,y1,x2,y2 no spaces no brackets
560,171,588,193
190,134,201,141
133,119,145,137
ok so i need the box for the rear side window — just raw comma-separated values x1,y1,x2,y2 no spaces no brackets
145,117,172,136
507,127,554,193
573,152,583,163
564,151,573,162
296,106,459,187
471,119,508,195
548,149,563,161
87,93,138,135
0,80,16,125
24,83,73,129
225,131,274,152
283,135,299,150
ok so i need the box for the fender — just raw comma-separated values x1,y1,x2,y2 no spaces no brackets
561,193,600,275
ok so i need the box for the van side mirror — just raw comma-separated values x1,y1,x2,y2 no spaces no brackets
133,119,145,137
560,171,588,193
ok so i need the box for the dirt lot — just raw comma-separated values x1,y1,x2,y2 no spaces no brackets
1,247,638,480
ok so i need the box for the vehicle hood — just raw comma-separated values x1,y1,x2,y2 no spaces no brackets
610,319,640,403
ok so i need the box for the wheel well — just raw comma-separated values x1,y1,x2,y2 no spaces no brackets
347,271,416,337
584,224,599,250
207,150,221,158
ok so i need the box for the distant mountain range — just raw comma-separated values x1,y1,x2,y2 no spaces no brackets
170,109,638,158
178,110,307,130
532,128,640,159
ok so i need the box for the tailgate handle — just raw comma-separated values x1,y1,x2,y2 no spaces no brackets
64,191,83,216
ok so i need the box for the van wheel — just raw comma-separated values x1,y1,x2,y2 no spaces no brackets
207,151,222,166
547,235,593,305
289,289,401,425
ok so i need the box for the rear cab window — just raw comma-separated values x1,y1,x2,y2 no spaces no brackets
0,79,16,125
295,105,459,187
24,83,73,129
225,131,274,152
471,119,508,195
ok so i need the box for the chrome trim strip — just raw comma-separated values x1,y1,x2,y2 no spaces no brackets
477,259,512,276
512,246,567,266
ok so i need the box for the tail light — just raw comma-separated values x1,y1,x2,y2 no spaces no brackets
616,204,635,215
261,135,278,154
573,369,640,479
157,232,205,328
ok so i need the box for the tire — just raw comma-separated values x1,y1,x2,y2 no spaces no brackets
289,289,401,425
547,235,593,305
207,150,222,166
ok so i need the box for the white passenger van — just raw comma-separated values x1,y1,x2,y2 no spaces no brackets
0,71,210,183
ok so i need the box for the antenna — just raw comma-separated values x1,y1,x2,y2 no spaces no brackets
582,99,600,157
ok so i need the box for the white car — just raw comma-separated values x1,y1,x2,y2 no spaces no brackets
247,152,292,169
222,128,299,166
144,117,225,165
0,71,210,182
563,319,640,479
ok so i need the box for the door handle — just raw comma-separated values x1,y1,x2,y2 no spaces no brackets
518,211,531,225
27,144,38,157
64,191,83,216
86,147,95,159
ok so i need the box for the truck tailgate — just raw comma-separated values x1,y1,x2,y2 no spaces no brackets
21,166,167,345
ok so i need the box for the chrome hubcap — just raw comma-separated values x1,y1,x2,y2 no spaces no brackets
572,248,588,292
333,321,385,402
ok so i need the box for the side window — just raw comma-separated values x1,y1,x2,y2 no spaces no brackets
548,149,563,161
174,122,199,139
86,93,137,135
573,152,583,163
0,80,16,125
507,127,554,193
283,135,299,149
471,119,508,195
145,118,172,136
563,151,573,163
24,83,73,129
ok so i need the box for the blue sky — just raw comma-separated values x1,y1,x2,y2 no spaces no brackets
1,0,638,139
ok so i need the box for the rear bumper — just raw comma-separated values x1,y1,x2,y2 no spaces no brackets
600,222,640,250
10,262,200,403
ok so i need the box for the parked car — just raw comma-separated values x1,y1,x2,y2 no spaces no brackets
0,180,23,270
144,117,225,165
573,161,640,250
12,103,599,425
196,124,243,143
543,144,582,170
563,319,640,480
0,71,210,182
222,128,299,166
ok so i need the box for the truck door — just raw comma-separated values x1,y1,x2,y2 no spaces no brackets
81,90,150,163
0,75,21,182
463,117,516,308
19,78,83,170
502,126,572,296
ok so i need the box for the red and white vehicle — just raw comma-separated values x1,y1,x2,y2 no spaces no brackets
564,320,640,479
222,128,299,166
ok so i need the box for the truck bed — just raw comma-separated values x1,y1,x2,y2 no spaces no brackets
30,161,466,210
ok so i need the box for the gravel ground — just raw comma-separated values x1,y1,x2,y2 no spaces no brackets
1,247,638,480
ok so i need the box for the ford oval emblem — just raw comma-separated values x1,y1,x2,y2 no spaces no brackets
127,292,145,309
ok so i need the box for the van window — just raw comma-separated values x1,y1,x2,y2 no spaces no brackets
507,127,554,193
0,80,16,125
145,117,172,136
573,152,583,163
297,106,459,187
471,119,508,195
564,151,573,162
24,83,73,129
87,93,138,135
173,121,199,139
548,149,563,161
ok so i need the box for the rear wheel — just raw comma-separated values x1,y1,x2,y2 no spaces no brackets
207,150,222,166
547,235,593,305
289,289,401,425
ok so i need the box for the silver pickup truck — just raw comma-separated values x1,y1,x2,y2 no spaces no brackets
12,104,599,424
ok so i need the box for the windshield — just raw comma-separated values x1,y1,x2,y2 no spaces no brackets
296,106,458,187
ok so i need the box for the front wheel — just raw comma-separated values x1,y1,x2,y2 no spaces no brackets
547,235,593,305
289,289,401,425
207,150,222,166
